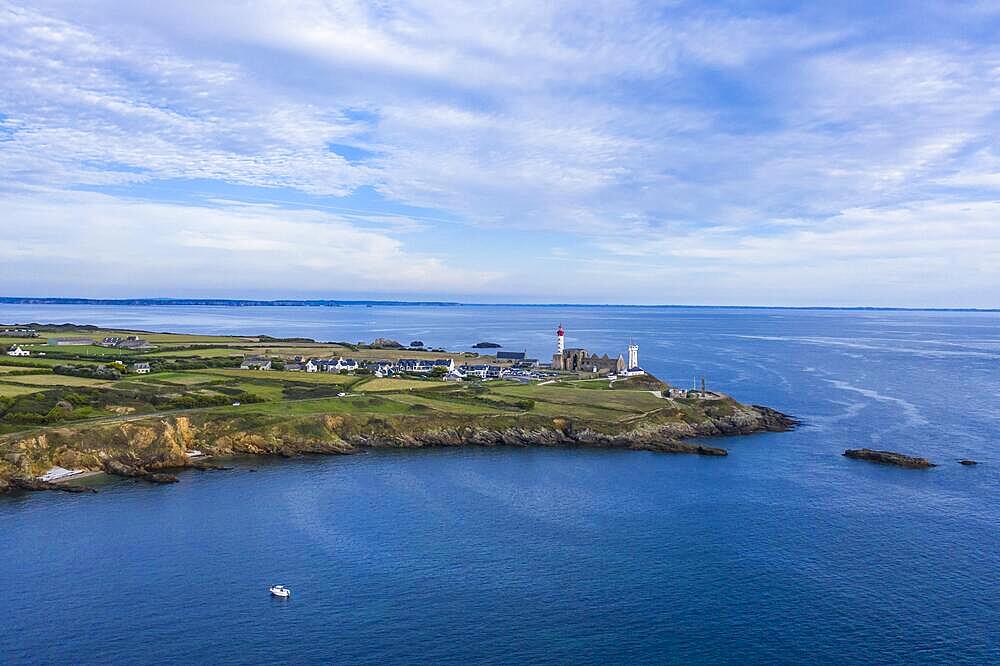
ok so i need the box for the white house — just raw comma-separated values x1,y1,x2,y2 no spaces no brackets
6,346,30,357
431,358,455,372
397,358,454,374
443,369,466,382
334,358,359,373
132,362,151,374
370,360,394,377
240,356,272,371
459,364,489,379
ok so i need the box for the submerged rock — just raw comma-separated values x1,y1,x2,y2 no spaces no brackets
843,448,936,468
145,473,179,484
958,459,979,466
187,461,232,471
634,441,728,456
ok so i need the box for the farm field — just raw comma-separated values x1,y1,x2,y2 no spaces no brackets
0,374,111,387
0,365,49,374
355,378,443,392
0,325,700,440
0,338,42,345
492,384,666,413
202,368,360,384
225,394,418,416
0,383,46,397
135,372,226,386
226,381,286,402
384,392,501,414
147,347,250,358
0,356,106,368
22,344,141,357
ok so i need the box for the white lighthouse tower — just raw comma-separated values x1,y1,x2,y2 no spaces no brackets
628,342,639,370
556,324,565,355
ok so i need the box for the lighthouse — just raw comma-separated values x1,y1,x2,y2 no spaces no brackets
628,343,639,370
556,324,565,355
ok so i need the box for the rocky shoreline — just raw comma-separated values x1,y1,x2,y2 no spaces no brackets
0,405,796,496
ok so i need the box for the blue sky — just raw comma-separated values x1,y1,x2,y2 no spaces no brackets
1,1,999,306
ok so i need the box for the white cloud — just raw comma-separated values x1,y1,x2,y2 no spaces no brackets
1,0,999,304
0,190,500,297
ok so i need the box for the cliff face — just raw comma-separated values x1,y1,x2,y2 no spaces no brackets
0,404,795,491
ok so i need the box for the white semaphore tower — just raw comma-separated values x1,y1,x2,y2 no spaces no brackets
628,342,639,370
557,324,565,355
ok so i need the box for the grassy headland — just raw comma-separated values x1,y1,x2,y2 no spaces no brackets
0,324,794,493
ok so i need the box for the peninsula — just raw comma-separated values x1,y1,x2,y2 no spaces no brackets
0,323,794,495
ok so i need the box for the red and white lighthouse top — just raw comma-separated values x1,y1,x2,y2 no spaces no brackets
557,324,564,337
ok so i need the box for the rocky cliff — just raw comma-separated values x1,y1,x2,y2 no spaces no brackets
1,404,795,494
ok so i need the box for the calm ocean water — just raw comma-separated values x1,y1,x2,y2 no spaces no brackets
1,305,998,664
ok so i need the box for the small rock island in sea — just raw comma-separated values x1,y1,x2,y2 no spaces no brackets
0,323,795,496
842,448,937,468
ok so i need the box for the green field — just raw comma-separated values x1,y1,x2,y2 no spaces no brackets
493,384,665,413
136,372,226,386
204,369,358,384
384,392,501,414
228,381,286,401
147,347,251,358
0,326,702,437
228,394,417,416
22,344,139,357
138,333,256,344
0,374,111,387
563,378,614,390
355,378,443,392
0,365,50,374
0,384,46,397
0,356,105,369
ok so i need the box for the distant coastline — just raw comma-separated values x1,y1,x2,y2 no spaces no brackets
0,297,997,312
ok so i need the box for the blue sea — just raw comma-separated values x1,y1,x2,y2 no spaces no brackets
1,304,998,664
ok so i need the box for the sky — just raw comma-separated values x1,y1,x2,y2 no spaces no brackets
1,1,999,307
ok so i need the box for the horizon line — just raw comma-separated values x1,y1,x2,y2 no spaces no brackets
0,296,998,313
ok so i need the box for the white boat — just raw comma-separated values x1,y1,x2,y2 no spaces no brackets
269,585,291,598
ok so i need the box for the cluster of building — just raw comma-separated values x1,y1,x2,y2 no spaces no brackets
550,325,645,378
239,352,553,383
6,346,31,357
237,325,645,384
0,328,38,338
99,336,155,351
242,355,459,375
